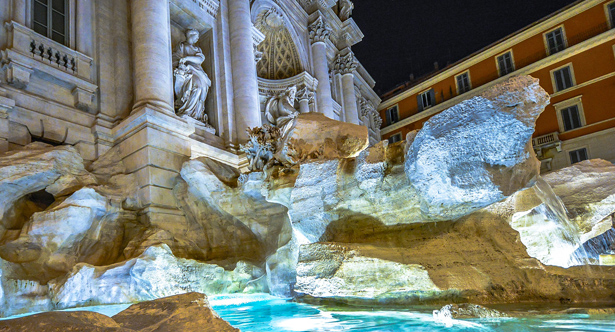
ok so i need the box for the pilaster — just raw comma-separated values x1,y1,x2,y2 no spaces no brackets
308,15,335,118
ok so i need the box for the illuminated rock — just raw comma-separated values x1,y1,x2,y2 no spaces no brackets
406,76,548,221
0,311,127,332
112,292,238,332
49,244,265,309
508,159,615,267
0,143,95,236
295,243,442,301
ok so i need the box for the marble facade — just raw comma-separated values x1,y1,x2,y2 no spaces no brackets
0,0,380,223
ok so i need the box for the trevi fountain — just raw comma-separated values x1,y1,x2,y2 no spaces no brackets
0,0,614,331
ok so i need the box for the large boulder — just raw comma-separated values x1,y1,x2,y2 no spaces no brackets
0,143,95,237
112,292,238,332
406,76,549,221
49,244,265,309
282,112,369,163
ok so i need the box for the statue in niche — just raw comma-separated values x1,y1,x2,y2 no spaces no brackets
173,29,214,132
339,0,354,21
265,86,299,138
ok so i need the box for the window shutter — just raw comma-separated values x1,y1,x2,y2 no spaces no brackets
429,89,436,106
385,108,392,125
417,95,424,113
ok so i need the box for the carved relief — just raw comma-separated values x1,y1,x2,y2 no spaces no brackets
308,16,332,44
338,0,354,21
172,29,214,132
334,52,358,75
265,86,300,137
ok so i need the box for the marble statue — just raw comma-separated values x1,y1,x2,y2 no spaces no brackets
173,29,212,126
265,86,299,137
339,0,354,21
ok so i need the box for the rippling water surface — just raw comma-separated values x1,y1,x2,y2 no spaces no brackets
2,294,615,331
209,294,615,332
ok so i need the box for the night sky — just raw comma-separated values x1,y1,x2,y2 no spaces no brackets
351,0,580,95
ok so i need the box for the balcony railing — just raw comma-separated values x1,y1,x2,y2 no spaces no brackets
532,132,560,147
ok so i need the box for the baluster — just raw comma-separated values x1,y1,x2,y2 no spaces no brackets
55,52,61,65
70,58,76,72
38,44,45,57
62,54,69,69
30,40,36,55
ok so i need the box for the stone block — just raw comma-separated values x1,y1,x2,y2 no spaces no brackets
137,185,178,209
133,165,181,190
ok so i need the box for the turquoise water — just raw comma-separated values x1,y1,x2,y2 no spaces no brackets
2,294,615,331
208,295,615,332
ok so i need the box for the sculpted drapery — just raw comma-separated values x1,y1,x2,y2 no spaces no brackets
173,29,211,124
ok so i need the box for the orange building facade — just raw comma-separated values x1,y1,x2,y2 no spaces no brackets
379,0,615,172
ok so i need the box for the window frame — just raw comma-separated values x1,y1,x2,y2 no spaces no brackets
454,70,472,95
32,0,70,46
605,1,615,29
418,88,435,111
385,105,399,126
550,63,576,93
495,50,516,77
553,95,586,133
568,147,590,165
543,25,568,56
388,132,403,144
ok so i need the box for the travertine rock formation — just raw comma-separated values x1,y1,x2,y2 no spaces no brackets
406,76,547,221
49,245,265,309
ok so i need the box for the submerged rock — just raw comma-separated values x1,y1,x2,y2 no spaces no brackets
433,303,507,319
406,76,548,221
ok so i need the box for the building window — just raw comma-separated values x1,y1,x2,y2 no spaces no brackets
551,65,575,92
560,105,582,131
569,148,588,165
32,0,69,46
417,89,435,112
554,96,586,133
496,51,515,77
388,133,402,144
607,2,615,28
545,27,566,55
455,72,471,94
385,105,399,125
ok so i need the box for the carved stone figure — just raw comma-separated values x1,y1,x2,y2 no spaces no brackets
172,29,212,127
265,86,299,137
339,0,354,21
240,125,282,171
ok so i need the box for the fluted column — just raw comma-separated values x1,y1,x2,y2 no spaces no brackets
130,0,174,114
76,0,93,56
12,0,26,25
335,52,359,124
308,16,335,119
228,0,261,144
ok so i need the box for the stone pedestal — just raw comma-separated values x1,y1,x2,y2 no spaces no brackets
228,0,261,144
112,108,194,227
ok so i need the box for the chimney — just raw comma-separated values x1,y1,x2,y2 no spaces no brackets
434,61,439,71
409,73,415,81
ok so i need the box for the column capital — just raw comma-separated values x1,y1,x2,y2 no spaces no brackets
308,16,332,44
296,87,315,103
334,51,358,75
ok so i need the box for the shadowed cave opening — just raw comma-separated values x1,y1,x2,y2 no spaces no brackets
1,189,56,244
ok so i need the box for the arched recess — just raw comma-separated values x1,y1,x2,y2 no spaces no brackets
251,1,309,80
